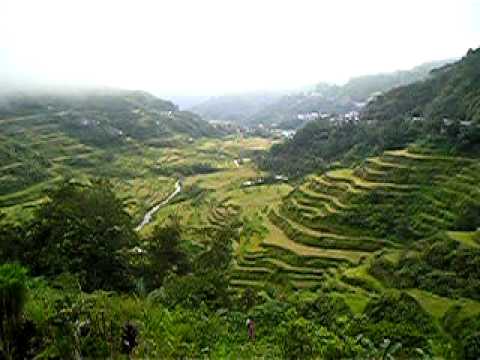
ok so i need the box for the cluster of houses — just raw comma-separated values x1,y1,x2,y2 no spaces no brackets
342,111,360,121
270,128,296,139
296,110,361,124
442,118,474,127
411,116,476,129
159,110,175,119
241,174,289,188
296,112,330,121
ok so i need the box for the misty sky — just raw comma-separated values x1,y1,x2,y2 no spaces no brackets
1,0,479,96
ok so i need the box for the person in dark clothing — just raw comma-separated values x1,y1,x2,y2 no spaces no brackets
246,318,256,342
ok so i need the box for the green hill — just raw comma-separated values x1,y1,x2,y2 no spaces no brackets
237,147,480,289
260,51,480,177
363,48,480,123
233,147,480,355
0,89,220,222
251,60,452,127
192,60,451,128
333,60,452,103
0,89,219,143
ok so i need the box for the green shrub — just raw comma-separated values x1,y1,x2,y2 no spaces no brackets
355,292,438,354
151,271,231,310
463,333,480,360
26,179,138,292
424,240,458,269
364,292,434,332
0,264,28,325
0,264,29,358
277,317,321,359
277,316,361,360
293,292,353,329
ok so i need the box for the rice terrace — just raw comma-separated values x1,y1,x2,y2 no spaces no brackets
1,1,480,358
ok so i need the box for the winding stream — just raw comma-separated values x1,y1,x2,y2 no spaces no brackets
135,180,182,231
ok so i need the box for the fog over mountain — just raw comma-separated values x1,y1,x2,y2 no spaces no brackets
1,0,479,97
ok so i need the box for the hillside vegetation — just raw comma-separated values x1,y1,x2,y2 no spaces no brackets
2,142,480,358
233,146,480,356
260,49,480,176
0,89,221,223
2,54,480,358
363,48,480,123
192,60,450,127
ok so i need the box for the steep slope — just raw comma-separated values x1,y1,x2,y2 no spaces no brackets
234,147,480,299
191,60,451,128
334,60,452,102
363,48,480,123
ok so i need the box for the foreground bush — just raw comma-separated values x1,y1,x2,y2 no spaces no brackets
26,179,138,292
0,264,32,359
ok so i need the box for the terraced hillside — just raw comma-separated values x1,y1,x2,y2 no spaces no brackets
139,139,292,242
232,147,480,294
0,90,220,223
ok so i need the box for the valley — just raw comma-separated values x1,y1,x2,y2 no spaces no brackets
4,104,479,338
1,49,480,359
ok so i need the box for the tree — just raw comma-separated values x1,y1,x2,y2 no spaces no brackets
194,224,236,273
144,216,190,290
0,218,27,264
152,223,237,310
27,179,138,292
0,264,28,359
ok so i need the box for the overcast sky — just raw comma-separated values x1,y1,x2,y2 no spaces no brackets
1,0,479,96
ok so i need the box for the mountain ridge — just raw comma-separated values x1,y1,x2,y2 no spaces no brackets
191,59,453,127
362,48,480,123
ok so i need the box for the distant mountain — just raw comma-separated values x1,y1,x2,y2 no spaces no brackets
0,89,220,200
260,50,479,177
332,60,454,102
162,95,211,110
191,60,453,128
249,60,454,127
362,49,480,124
0,89,220,146
189,92,283,124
